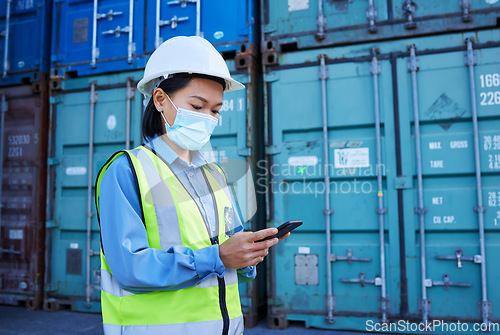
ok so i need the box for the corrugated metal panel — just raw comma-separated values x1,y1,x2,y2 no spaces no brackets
0,83,49,310
261,0,500,52
264,29,500,330
0,0,52,86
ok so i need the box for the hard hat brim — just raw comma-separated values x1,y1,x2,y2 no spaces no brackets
137,71,245,98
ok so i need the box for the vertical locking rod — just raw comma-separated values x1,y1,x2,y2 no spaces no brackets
0,94,7,242
86,82,97,307
370,48,388,323
125,77,134,150
465,38,490,324
366,0,378,33
127,0,134,63
91,0,99,68
2,0,12,77
408,44,429,323
316,0,326,40
319,54,334,323
155,0,162,48
196,0,201,37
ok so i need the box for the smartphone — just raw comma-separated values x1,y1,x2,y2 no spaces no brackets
255,220,303,242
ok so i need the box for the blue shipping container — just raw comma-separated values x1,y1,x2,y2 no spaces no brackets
51,0,259,77
0,0,52,86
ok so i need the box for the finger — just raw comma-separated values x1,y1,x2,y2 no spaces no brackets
250,255,265,267
248,248,269,260
251,228,278,242
278,232,291,241
252,237,278,251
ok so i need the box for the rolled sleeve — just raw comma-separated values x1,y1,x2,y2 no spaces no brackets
194,244,225,279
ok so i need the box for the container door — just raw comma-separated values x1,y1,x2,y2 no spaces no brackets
264,0,388,48
52,0,145,77
0,0,51,85
0,84,49,309
262,0,500,51
266,49,401,330
397,39,500,322
45,72,143,312
391,0,500,31
146,0,252,54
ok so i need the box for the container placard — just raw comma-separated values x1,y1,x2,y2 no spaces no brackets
9,229,23,240
334,148,370,168
288,156,318,167
288,0,309,12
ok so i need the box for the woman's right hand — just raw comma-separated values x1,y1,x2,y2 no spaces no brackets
219,228,279,269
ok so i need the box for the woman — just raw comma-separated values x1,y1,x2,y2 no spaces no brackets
95,36,286,335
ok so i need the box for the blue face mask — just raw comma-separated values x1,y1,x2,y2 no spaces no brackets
160,94,218,151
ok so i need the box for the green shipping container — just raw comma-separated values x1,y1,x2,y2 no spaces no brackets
263,29,500,331
44,57,266,326
45,71,144,312
261,0,500,56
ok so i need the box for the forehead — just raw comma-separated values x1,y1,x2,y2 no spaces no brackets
180,78,224,100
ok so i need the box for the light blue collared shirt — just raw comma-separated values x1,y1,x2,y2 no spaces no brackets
98,136,255,292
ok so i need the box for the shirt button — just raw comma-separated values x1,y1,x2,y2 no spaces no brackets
188,172,194,178
201,199,206,204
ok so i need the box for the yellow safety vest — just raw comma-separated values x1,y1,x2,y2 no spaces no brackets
95,144,243,335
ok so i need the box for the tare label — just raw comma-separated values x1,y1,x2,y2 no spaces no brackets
430,160,444,168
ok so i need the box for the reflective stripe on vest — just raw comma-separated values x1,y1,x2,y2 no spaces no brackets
95,145,242,334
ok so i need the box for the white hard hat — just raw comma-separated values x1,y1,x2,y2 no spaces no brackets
137,36,244,98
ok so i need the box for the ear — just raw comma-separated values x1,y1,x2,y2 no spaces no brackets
153,88,167,111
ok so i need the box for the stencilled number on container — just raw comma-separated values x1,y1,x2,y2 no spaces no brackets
495,211,500,227
488,191,500,207
7,134,30,158
479,73,500,88
479,73,500,106
8,134,30,145
480,92,500,106
488,154,500,170
483,135,500,151
8,147,23,158
220,98,244,112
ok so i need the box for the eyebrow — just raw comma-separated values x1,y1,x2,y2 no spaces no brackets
190,95,223,106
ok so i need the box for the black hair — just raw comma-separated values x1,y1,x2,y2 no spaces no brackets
141,73,226,141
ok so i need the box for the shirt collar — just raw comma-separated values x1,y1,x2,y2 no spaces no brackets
147,135,209,170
